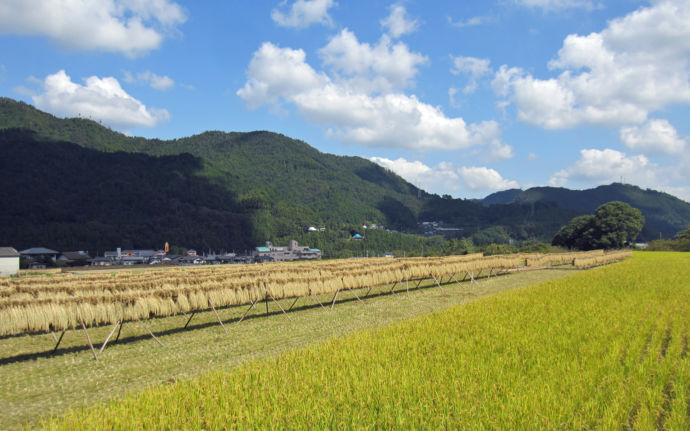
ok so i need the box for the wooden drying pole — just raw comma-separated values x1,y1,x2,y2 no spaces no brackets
345,286,363,303
308,293,327,310
183,312,197,329
431,274,444,290
237,299,259,323
79,318,98,361
287,296,300,312
52,330,66,354
136,318,164,346
267,293,292,321
237,294,293,323
114,321,126,343
210,303,228,334
330,289,340,309
98,321,121,354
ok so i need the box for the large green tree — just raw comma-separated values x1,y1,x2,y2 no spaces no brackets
675,225,690,240
552,201,644,250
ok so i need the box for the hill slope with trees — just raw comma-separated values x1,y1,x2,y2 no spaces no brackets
482,183,690,240
2,97,689,252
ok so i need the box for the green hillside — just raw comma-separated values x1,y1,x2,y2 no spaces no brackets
0,128,255,252
1,97,689,251
482,184,690,240
0,98,427,242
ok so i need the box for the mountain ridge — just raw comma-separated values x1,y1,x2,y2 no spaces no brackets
1,97,689,251
482,183,690,240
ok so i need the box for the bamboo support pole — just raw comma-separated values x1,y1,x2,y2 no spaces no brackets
114,321,125,343
269,294,292,321
210,304,228,334
309,294,327,310
98,321,121,354
346,287,363,303
136,319,164,346
183,312,196,329
431,274,444,290
330,289,340,309
466,271,476,283
364,286,373,297
288,297,300,312
389,281,398,295
50,331,58,342
237,299,258,323
52,330,66,354
79,318,98,361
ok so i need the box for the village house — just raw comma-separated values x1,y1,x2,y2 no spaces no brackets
253,240,321,262
58,251,92,266
0,247,20,276
101,248,156,265
19,247,60,269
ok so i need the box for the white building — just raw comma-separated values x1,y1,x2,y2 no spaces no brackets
0,247,20,277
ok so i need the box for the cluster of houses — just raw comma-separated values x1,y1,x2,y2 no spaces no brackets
254,240,322,262
0,240,322,276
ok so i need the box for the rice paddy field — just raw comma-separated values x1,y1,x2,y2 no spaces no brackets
8,251,682,430
0,263,576,429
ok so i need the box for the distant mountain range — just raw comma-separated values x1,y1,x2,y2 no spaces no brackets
481,184,690,241
1,97,688,252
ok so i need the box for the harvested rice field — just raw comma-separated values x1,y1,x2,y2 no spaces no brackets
32,252,689,430
1,264,576,429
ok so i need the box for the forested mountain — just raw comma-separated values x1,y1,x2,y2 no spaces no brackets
0,128,255,253
481,184,690,240
1,97,688,252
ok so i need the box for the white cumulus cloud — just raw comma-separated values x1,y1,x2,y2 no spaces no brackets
513,0,602,11
457,166,519,191
238,41,504,153
0,0,186,57
548,148,656,187
319,29,427,92
33,70,169,130
124,70,175,91
452,56,492,94
370,157,518,195
271,0,336,28
619,119,686,154
494,0,690,130
370,157,459,194
381,4,418,38
447,15,490,27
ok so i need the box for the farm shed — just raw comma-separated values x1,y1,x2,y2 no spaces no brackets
0,247,20,276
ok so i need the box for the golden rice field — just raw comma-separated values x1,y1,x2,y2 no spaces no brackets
0,250,629,337
1,264,575,429
34,251,686,430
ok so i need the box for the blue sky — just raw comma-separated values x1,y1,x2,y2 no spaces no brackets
1,0,689,201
